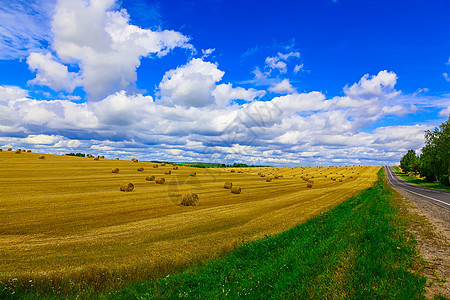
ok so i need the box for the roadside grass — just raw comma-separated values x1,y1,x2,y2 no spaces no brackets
107,168,426,299
392,167,450,192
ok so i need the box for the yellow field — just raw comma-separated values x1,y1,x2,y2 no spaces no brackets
0,150,380,283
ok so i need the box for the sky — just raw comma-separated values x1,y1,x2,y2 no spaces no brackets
0,0,449,166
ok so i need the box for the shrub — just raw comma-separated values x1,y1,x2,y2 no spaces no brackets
179,193,199,206
120,183,134,192
439,175,450,186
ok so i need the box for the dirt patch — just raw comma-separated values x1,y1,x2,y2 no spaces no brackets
391,186,450,299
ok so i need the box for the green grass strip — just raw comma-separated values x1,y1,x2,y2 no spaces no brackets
108,168,426,299
392,167,450,192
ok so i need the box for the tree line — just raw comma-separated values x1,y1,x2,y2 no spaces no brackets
400,115,449,186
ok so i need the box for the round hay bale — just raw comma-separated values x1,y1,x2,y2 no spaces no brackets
179,193,199,206
230,169,235,173
7,148,12,151
307,180,314,188
173,163,177,166
88,154,93,158
115,158,120,160
132,158,138,163
94,157,99,160
190,172,196,177
153,165,159,168
274,175,279,179
155,177,165,184
257,172,261,175
112,168,119,173
22,150,27,153
146,175,155,181
27,150,31,153
120,183,134,192
266,177,272,182
224,182,233,189
39,155,45,159
15,149,21,154
0,149,2,152
161,163,166,166
100,156,105,159
165,170,171,175
173,166,178,170
260,174,265,177
231,186,241,194
137,167,144,171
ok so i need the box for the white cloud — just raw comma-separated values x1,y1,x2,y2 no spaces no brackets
0,0,55,59
293,64,304,74
265,56,287,73
158,58,224,107
269,79,296,94
26,0,193,100
439,106,450,117
444,73,450,82
0,85,28,100
344,70,399,99
201,48,215,58
27,52,80,92
212,83,265,107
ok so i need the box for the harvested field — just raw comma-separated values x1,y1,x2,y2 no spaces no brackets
0,151,379,288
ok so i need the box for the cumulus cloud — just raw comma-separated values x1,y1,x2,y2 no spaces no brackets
0,69,440,166
269,79,296,94
27,52,80,92
439,106,450,117
26,0,193,100
0,85,28,100
293,64,304,74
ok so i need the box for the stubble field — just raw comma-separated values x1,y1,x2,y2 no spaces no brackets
0,150,380,290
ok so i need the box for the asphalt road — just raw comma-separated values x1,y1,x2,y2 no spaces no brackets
385,166,450,210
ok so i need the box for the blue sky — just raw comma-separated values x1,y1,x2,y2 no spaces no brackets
0,0,449,166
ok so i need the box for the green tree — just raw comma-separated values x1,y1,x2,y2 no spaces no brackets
400,149,420,173
418,115,450,184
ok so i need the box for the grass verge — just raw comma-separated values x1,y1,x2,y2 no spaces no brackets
392,167,450,192
1,168,426,299
108,168,426,299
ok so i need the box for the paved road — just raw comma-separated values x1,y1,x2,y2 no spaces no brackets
385,166,450,210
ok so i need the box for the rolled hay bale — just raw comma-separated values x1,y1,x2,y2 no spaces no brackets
137,167,144,171
230,169,235,173
231,186,241,194
338,179,343,182
15,149,21,154
94,157,99,160
165,170,171,175
100,156,105,159
146,175,155,181
39,155,45,159
7,148,12,151
112,168,119,173
257,172,261,175
307,180,314,188
0,149,2,152
153,165,159,168
224,182,233,189
260,174,265,177
173,163,177,166
155,177,165,184
132,158,138,163
274,175,279,179
173,166,178,170
88,154,94,158
115,158,119,160
266,177,272,182
178,193,199,206
27,150,31,153
22,149,27,153
190,172,196,177
120,183,134,192
161,163,166,166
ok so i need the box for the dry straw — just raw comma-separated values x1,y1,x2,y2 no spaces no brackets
165,170,171,175
7,148,12,151
112,168,119,173
94,157,99,160
173,166,178,170
0,149,2,152
224,182,232,189
137,167,144,171
179,193,199,206
115,158,119,160
39,155,45,159
120,183,134,192
153,165,158,168
231,186,241,194
155,178,165,184
146,175,155,181
307,180,314,188
190,172,196,177
161,163,166,166
266,177,272,182
15,149,21,154
100,156,105,159
27,150,31,153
